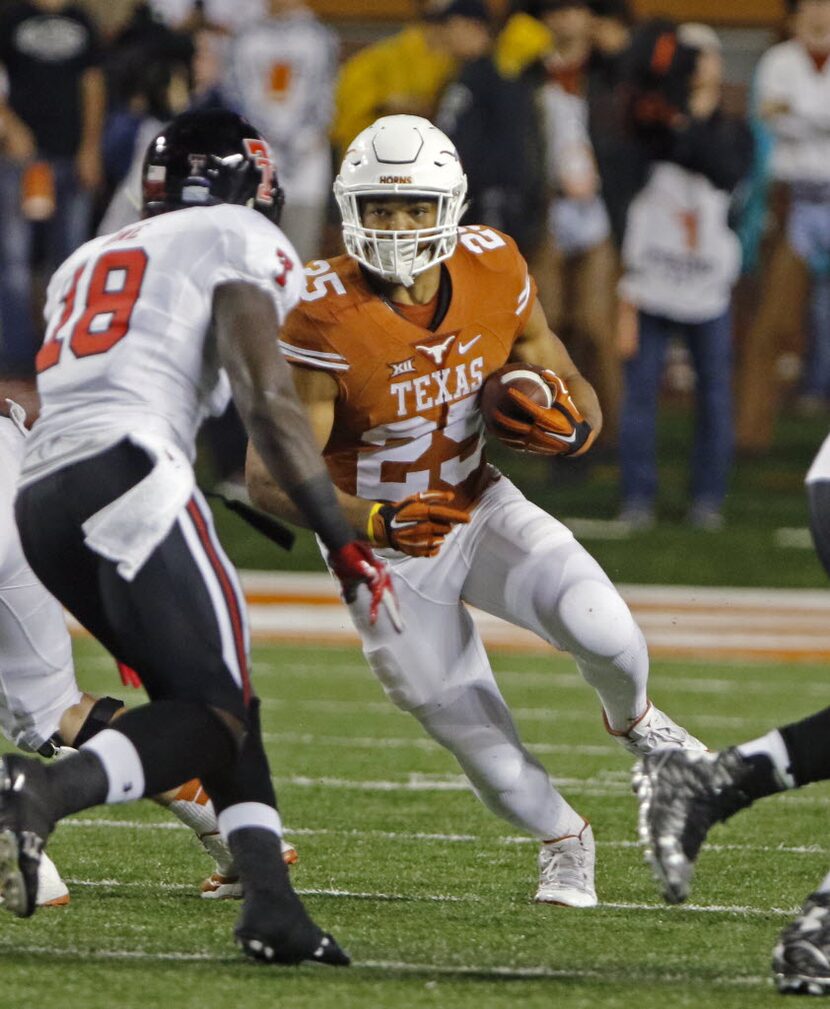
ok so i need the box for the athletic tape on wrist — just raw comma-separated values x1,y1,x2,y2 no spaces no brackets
367,502,383,543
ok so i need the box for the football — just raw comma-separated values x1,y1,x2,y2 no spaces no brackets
479,363,553,432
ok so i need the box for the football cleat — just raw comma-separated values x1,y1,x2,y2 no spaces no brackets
200,839,299,900
36,851,69,907
534,820,597,908
0,754,56,918
774,891,830,995
632,748,755,904
606,701,706,756
234,892,350,966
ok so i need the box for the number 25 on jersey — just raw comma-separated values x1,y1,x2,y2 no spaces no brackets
37,248,149,373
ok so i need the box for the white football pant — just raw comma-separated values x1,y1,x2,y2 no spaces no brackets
345,476,649,840
0,416,81,752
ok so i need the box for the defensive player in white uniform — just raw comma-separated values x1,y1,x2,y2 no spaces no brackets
247,115,706,908
0,388,297,907
0,110,399,966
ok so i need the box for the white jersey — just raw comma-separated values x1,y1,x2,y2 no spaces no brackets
24,203,302,479
756,40,830,184
539,83,611,255
619,161,741,323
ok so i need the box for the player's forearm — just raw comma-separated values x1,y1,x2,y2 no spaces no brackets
565,373,602,436
216,281,356,550
239,382,357,551
246,450,374,540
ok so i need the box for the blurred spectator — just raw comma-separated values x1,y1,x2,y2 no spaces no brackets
735,0,830,454
102,4,193,194
800,266,830,412
0,0,105,376
148,0,264,33
616,23,752,531
531,0,622,444
434,0,545,253
495,1,554,78
331,1,456,161
585,0,645,248
224,0,338,263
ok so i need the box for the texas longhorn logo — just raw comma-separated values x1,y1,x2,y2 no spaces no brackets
415,334,455,366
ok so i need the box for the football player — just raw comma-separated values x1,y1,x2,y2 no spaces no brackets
634,432,830,995
247,114,704,908
0,387,296,907
0,109,401,967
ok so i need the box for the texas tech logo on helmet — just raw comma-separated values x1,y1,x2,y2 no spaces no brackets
141,110,284,224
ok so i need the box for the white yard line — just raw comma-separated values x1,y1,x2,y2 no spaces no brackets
253,663,830,697
59,818,829,856
262,731,619,757
43,879,801,919
0,941,771,986
256,696,770,729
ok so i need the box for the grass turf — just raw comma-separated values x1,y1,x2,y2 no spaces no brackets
1,637,826,1009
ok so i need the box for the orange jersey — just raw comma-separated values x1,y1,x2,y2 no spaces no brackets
279,226,537,508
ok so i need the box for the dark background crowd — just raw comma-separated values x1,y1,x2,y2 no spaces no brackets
1,0,828,531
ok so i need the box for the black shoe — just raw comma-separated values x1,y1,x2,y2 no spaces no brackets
0,755,55,918
235,892,350,967
774,891,830,995
632,748,754,904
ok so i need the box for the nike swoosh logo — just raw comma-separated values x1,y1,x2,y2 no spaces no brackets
544,430,577,444
458,335,481,354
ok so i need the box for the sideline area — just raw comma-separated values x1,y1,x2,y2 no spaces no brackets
67,572,830,662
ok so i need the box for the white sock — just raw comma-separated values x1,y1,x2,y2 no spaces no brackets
216,802,282,841
737,730,797,789
80,729,146,804
818,869,830,895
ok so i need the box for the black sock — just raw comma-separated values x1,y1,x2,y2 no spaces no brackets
779,707,830,787
44,751,109,820
202,697,275,814
228,826,297,902
731,750,786,802
91,699,237,797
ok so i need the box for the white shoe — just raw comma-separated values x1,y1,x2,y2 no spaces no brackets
36,851,69,907
534,820,597,907
200,839,298,900
605,701,706,756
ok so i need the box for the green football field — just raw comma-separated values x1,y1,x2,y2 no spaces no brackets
2,637,827,1009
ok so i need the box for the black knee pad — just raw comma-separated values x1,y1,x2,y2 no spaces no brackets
73,696,126,748
807,479,830,578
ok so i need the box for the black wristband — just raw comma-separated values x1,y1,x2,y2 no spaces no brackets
287,472,354,552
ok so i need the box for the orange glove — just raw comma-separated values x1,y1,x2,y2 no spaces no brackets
490,370,595,457
367,490,470,558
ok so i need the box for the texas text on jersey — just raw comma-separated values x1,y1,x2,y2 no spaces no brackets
279,225,535,509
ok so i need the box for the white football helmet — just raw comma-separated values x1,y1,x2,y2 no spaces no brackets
334,115,468,287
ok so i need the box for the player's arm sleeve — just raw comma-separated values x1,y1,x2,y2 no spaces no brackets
207,212,304,325
214,281,354,553
278,308,349,378
506,237,538,336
